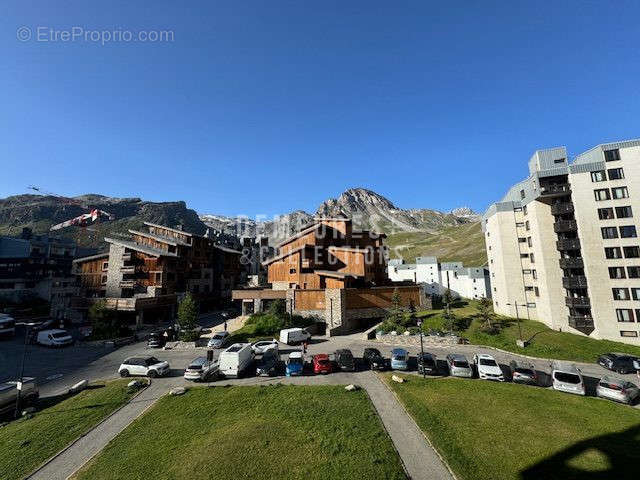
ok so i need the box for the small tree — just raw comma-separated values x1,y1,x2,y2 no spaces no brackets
177,294,198,336
477,297,494,331
88,300,121,339
386,288,406,325
443,288,453,307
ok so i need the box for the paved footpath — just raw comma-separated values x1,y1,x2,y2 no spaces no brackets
28,380,166,480
358,371,454,480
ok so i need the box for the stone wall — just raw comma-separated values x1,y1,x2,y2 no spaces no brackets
105,244,125,297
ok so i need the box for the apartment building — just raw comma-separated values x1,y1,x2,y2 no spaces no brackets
387,256,490,299
0,228,77,321
72,222,245,325
483,139,640,345
233,217,428,334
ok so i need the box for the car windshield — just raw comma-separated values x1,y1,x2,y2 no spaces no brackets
51,332,68,338
339,354,354,363
367,349,381,357
453,361,469,368
479,358,497,367
555,372,581,384
288,358,303,366
147,357,160,365
188,364,202,370
599,381,621,390
317,359,329,365
420,356,435,365
515,368,534,376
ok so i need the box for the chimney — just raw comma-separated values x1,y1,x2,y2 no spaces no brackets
175,224,183,231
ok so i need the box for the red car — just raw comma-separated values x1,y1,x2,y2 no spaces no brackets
313,354,332,374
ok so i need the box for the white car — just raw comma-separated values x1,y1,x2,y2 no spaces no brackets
207,331,230,348
118,356,170,378
551,362,585,396
473,353,504,381
251,339,279,355
184,357,219,382
36,329,74,347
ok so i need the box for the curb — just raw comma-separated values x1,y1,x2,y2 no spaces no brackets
23,378,151,480
377,373,459,480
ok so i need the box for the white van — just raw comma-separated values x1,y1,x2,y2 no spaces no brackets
279,328,311,345
36,329,74,347
0,314,16,338
551,362,585,396
218,343,254,378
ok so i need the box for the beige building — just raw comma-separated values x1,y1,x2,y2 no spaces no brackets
484,139,640,345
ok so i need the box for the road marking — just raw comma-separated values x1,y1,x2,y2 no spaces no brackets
45,374,63,381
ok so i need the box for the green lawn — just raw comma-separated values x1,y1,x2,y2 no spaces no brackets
0,379,137,480
413,300,640,362
383,373,640,480
73,385,406,480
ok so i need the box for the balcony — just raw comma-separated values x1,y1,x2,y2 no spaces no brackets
539,184,571,198
568,315,595,334
122,252,132,262
557,239,581,251
551,202,574,215
554,220,577,233
559,257,583,269
120,265,135,274
566,296,590,308
563,276,588,288
119,280,135,288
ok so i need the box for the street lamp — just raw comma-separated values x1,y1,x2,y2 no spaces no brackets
506,302,527,347
15,322,37,418
416,316,425,379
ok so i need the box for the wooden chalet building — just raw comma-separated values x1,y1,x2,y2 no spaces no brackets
72,222,245,326
233,217,429,335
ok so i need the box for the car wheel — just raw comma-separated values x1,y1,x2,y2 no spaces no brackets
148,370,157,378
618,367,627,375
120,369,129,377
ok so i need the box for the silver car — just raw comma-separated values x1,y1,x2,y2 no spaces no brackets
207,331,230,349
446,353,473,378
184,357,219,381
596,376,639,405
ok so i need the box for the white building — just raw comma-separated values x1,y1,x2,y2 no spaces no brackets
388,256,490,300
483,139,640,345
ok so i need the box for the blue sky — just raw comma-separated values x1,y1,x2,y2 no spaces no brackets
2,1,639,218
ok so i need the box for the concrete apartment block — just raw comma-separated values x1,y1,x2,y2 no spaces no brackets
484,139,640,345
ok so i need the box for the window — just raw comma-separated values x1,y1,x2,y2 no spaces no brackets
616,309,634,322
594,189,611,201
624,246,640,258
520,189,525,199
525,220,530,231
523,205,528,215
591,170,606,182
604,149,621,161
520,253,529,258
613,288,631,300
289,268,297,274
616,206,633,218
620,331,638,337
515,222,524,227
612,187,629,199
601,227,618,239
524,286,534,291
609,267,626,279
526,302,536,308
101,275,107,284
620,226,637,238
554,158,565,164
527,237,532,247
605,247,623,259
534,286,539,297
532,269,537,279
514,207,522,212
102,262,109,270
529,253,535,263
518,237,527,243
523,269,532,274
628,266,640,279
632,288,640,300
608,168,625,180
598,208,615,220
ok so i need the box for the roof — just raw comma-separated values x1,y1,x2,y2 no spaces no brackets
476,353,495,359
213,244,242,254
315,270,361,279
313,217,352,222
552,361,580,373
143,222,194,237
262,245,308,266
105,237,178,258
72,252,110,263
328,246,370,254
275,223,321,248
129,229,191,247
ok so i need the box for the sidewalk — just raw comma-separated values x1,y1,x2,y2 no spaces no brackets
358,371,454,480
27,381,165,480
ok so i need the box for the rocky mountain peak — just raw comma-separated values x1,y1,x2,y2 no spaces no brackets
315,188,396,217
450,206,479,218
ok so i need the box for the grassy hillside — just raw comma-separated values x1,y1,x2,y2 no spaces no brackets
386,221,486,266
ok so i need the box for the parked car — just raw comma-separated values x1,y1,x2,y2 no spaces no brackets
119,356,170,378
551,362,585,396
147,332,166,349
286,351,304,376
207,331,230,349
391,348,409,371
0,313,16,338
313,354,333,374
598,353,640,375
335,349,356,371
279,327,311,345
0,377,38,416
184,357,219,381
256,349,280,377
363,348,388,371
509,360,538,385
596,375,639,405
473,353,504,381
219,343,254,378
446,353,473,378
417,352,439,375
36,329,73,347
251,339,279,355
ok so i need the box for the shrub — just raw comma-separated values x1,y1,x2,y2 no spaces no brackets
177,294,198,333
